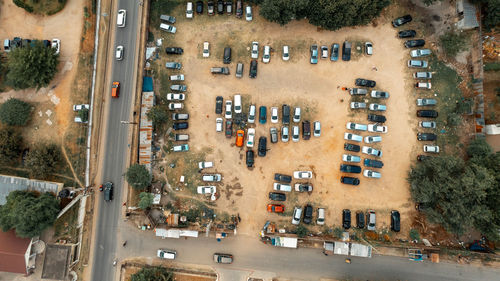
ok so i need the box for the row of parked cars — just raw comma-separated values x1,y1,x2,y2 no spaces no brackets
341,209,400,232
157,249,233,264
3,37,60,54
268,172,317,216
310,41,372,63
393,15,440,156
186,1,252,21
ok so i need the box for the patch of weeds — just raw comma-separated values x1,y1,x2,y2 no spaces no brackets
409,228,420,242
149,0,182,28
484,62,500,72
333,227,344,239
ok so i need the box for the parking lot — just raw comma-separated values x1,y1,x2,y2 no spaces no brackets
156,6,419,236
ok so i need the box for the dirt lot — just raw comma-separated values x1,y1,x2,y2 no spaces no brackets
153,5,420,238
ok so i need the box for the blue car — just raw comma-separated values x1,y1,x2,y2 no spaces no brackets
310,44,318,64
330,43,339,61
259,106,267,124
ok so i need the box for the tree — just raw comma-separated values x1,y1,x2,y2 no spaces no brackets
131,266,174,281
125,164,151,190
0,191,60,238
471,0,500,30
146,105,169,129
138,192,154,209
0,98,32,126
0,128,22,164
24,143,61,179
77,108,89,122
467,138,492,159
259,0,308,25
439,31,467,57
6,40,59,89
295,224,309,237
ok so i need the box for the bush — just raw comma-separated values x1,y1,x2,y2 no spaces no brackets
259,0,308,26
13,0,34,13
409,229,420,242
138,192,154,210
439,31,467,57
0,128,22,164
295,225,309,237
25,143,61,179
131,266,173,281
0,98,32,126
484,62,500,71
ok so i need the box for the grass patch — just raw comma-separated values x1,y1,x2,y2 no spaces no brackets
149,0,183,28
54,201,80,243
484,62,500,72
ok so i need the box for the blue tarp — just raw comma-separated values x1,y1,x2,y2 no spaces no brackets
143,76,153,92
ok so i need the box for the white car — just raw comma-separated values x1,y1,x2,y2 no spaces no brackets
342,154,361,163
271,107,278,123
168,103,183,110
317,208,325,225
320,45,328,58
351,102,366,109
248,104,256,123
169,74,185,81
293,107,301,123
245,5,252,21
167,93,185,101
368,124,387,133
292,207,302,225
246,128,255,147
424,145,440,153
73,104,89,111
363,170,381,178
362,146,382,157
198,161,214,169
313,121,321,137
273,182,292,192
234,95,242,113
197,186,216,194
186,2,193,18
51,39,60,55
281,126,289,142
216,118,223,132
292,126,299,142
225,101,232,119
293,171,313,179
262,45,270,63
371,91,390,99
159,23,176,33
115,45,124,60
364,135,382,143
365,42,373,55
420,121,436,128
344,132,362,142
202,174,222,182
157,249,176,260
416,82,432,89
251,41,259,59
282,45,289,61
346,122,367,131
117,9,126,27
203,42,210,58
369,103,386,111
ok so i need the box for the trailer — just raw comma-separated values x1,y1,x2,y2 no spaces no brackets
271,236,297,248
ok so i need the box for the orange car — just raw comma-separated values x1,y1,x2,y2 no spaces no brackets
267,204,285,213
235,129,245,147
111,81,120,98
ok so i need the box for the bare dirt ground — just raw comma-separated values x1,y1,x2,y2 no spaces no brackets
153,5,419,240
0,0,86,185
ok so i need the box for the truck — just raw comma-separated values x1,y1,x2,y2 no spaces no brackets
271,236,297,248
165,62,182,69
211,67,230,75
363,159,384,168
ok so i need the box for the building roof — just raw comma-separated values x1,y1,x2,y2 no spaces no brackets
0,174,63,205
457,0,479,30
0,230,30,274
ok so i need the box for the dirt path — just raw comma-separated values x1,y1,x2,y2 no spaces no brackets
61,133,85,188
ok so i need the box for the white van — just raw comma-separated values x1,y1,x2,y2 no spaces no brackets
234,95,242,113
245,5,252,21
157,249,176,259
248,105,256,123
159,23,176,34
117,9,126,27
186,2,194,18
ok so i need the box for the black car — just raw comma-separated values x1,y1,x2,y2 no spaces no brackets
398,30,416,38
103,182,114,201
342,209,351,229
367,114,386,123
342,41,351,61
392,15,412,27
302,121,311,140
282,104,290,125
173,122,188,130
166,47,183,54
258,136,267,157
303,204,313,224
196,1,203,14
340,164,362,174
344,143,360,152
391,210,401,232
404,39,425,48
269,192,286,201
340,176,360,186
355,78,376,88
217,0,224,14
215,96,223,114
223,47,231,64
417,110,438,118
207,1,215,15
274,173,292,183
259,106,267,124
417,133,437,141
417,154,432,161
249,59,257,78
225,120,232,138
246,150,254,168
356,211,365,228
363,159,384,168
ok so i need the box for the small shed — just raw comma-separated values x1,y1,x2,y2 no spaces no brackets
456,0,479,30
334,242,349,255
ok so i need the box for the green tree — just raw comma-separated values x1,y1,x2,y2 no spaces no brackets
439,31,467,57
125,164,151,190
259,0,309,25
146,105,169,129
0,128,22,164
6,40,59,89
295,224,309,237
138,192,154,209
467,138,492,159
471,0,500,30
24,143,61,179
0,98,32,126
77,108,89,122
0,191,60,238
131,266,174,281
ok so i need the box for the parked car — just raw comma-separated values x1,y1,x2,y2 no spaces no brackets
367,210,376,231
413,72,432,79
170,85,187,91
274,173,292,183
398,30,416,38
217,0,224,14
365,42,373,55
51,39,60,54
342,41,351,61
234,94,242,113
199,161,214,169
197,185,216,195
271,107,278,123
236,63,243,78
416,98,437,106
249,60,258,78
363,169,381,178
294,171,313,179
340,176,360,186
223,47,231,64
157,249,177,260
317,208,325,225
213,253,233,264
166,47,183,54
303,205,313,224
313,121,321,137
417,110,438,118
346,122,367,131
344,143,360,152
270,127,278,143
175,134,189,141
115,45,124,60
391,210,401,232
258,136,267,157
371,91,390,99
419,121,436,128
168,103,184,110
225,120,232,138
165,62,182,69
295,183,313,193
356,211,365,228
410,49,431,58
246,128,255,147
235,129,244,147
225,101,232,119
367,114,386,123
235,0,243,17
269,192,286,201
203,42,210,58
340,164,362,174
417,133,437,141
245,5,252,21
207,1,215,15
344,132,363,142
355,78,376,87
281,126,289,142
343,209,351,229
169,74,185,81
226,1,232,14
350,88,368,95
282,45,290,61
368,124,387,133
282,104,290,125
392,15,412,27
215,96,223,114
417,155,433,161
310,44,318,64
196,1,203,14
103,182,113,201
292,126,299,142
273,182,292,192
330,43,339,61
248,104,256,123
186,2,194,18
362,146,382,157
342,154,361,163
172,113,189,120
423,145,440,153
262,45,270,63
408,60,428,68
259,106,267,124
364,135,382,143
369,103,386,111
415,82,432,89
320,45,328,58
173,122,188,130
160,23,176,33
293,107,301,123
363,158,384,168
267,204,285,213
405,39,425,48
302,121,311,140
246,150,254,167
117,9,126,27
73,104,90,111
351,102,366,109
292,207,302,225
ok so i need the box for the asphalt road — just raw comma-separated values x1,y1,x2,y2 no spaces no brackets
90,1,140,281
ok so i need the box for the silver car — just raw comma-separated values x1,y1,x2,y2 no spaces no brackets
281,126,289,142
408,60,428,68
367,210,376,231
251,41,259,59
292,207,303,225
292,126,300,142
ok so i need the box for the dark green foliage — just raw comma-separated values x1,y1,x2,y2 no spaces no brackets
439,31,467,57
125,164,152,190
484,62,500,71
471,0,500,30
0,128,22,164
24,143,61,179
6,40,59,90
0,98,32,126
467,138,492,159
409,229,420,242
146,105,169,129
0,191,59,238
130,266,174,281
259,0,308,25
138,192,154,210
182,208,201,222
13,0,34,13
77,108,89,122
295,224,309,237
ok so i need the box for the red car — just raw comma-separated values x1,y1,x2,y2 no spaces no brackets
267,204,285,213
235,129,245,147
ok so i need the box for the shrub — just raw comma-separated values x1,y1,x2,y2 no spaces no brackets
0,98,32,126
439,31,467,57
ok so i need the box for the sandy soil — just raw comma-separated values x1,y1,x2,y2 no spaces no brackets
156,7,419,238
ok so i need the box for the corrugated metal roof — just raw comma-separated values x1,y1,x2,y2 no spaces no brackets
139,89,155,171
457,0,479,30
0,175,63,205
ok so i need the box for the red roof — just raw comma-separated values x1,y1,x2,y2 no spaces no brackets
0,230,30,274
